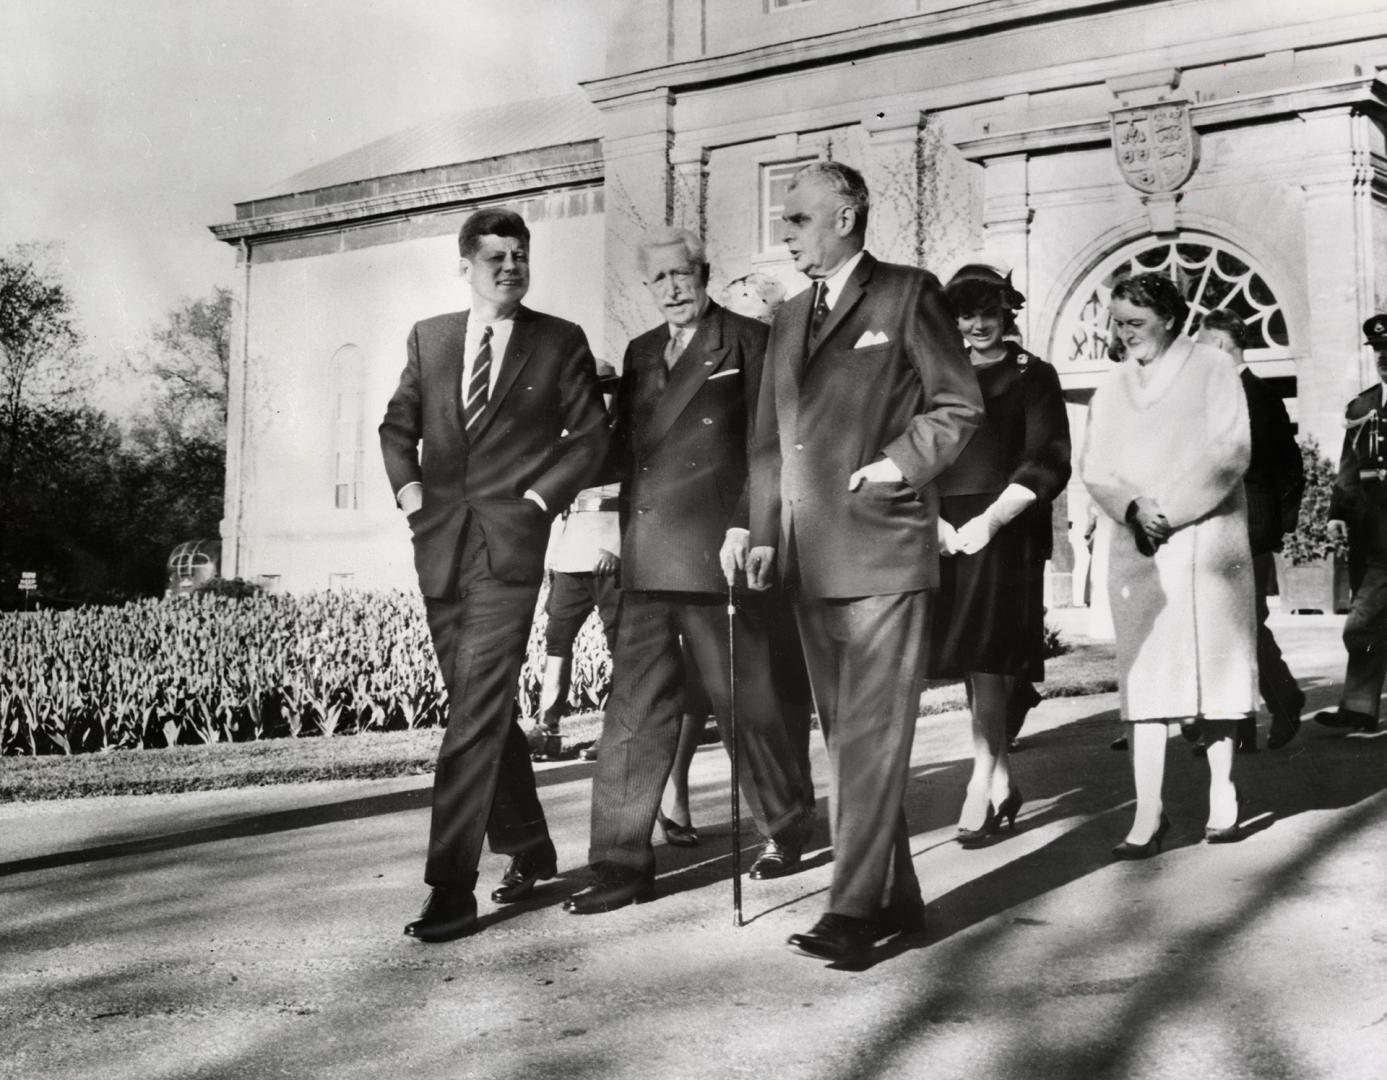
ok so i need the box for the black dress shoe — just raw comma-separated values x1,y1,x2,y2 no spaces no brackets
787,913,882,962
748,834,803,880
403,888,478,943
1109,735,1128,751
490,843,558,904
1314,708,1379,733
562,864,655,914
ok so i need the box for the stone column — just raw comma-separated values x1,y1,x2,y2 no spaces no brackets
670,140,707,236
861,110,923,266
980,153,1034,341
220,240,251,578
594,88,674,360
1298,106,1385,456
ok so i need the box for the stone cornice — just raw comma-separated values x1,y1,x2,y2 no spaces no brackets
209,158,602,244
956,75,1387,162
582,0,1155,106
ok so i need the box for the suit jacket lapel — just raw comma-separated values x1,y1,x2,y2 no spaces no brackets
774,292,808,450
447,311,470,435
781,289,812,390
807,252,874,362
645,303,732,447
469,306,536,441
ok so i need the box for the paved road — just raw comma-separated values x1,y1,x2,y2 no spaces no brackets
3,615,1385,1080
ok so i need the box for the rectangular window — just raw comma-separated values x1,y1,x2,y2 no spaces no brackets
760,159,814,252
333,391,364,510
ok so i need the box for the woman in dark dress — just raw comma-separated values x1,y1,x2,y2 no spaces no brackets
934,265,1072,844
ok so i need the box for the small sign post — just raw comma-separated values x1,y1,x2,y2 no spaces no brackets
18,571,37,611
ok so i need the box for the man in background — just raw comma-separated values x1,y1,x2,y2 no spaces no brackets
1197,309,1305,749
1315,314,1387,736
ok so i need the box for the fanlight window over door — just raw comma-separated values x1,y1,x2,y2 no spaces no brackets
1059,236,1289,369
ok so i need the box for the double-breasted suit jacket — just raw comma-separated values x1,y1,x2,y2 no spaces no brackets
612,301,767,592
587,301,811,875
379,304,608,888
750,253,983,598
380,305,610,597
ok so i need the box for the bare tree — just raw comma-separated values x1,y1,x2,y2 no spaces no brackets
141,286,231,444
0,243,84,441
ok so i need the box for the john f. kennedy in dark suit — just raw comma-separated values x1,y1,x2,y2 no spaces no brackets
380,207,610,942
564,227,815,914
738,161,983,962
1197,309,1306,750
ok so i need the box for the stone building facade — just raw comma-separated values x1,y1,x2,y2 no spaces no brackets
214,1,1387,599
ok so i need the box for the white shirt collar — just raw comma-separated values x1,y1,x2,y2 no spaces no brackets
817,249,866,310
668,297,711,345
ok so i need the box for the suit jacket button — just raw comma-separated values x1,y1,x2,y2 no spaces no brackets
702,417,713,424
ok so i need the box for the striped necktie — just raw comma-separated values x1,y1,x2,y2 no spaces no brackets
464,326,493,431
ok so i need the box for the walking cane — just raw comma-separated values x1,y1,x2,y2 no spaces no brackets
727,580,743,928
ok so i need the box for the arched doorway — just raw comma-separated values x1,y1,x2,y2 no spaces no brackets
1055,233,1293,373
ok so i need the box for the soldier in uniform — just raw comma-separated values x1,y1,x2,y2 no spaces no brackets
1315,314,1387,734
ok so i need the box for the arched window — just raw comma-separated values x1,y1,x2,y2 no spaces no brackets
1056,234,1290,371
331,345,365,510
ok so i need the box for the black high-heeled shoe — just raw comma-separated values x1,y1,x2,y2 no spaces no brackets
1112,813,1170,860
995,786,1024,832
657,810,700,848
1205,785,1242,844
956,803,999,847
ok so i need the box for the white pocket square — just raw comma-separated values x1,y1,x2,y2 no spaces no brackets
708,368,740,380
854,331,889,348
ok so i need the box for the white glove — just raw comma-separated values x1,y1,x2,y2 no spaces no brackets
955,484,1037,555
955,514,999,554
938,517,961,556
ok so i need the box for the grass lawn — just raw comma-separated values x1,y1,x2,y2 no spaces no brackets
0,641,1117,804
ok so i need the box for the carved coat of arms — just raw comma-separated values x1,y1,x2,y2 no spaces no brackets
1110,100,1199,194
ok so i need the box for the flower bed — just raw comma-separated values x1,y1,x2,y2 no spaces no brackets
1,587,610,756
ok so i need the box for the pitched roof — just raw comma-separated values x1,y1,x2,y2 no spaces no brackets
264,92,602,197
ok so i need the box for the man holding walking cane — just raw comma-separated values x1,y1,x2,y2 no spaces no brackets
565,227,815,914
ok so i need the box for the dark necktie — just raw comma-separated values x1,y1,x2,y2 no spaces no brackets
664,329,687,369
464,326,493,431
810,281,830,342
652,328,686,396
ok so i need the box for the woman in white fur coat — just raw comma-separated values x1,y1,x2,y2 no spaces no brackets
1079,272,1256,857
